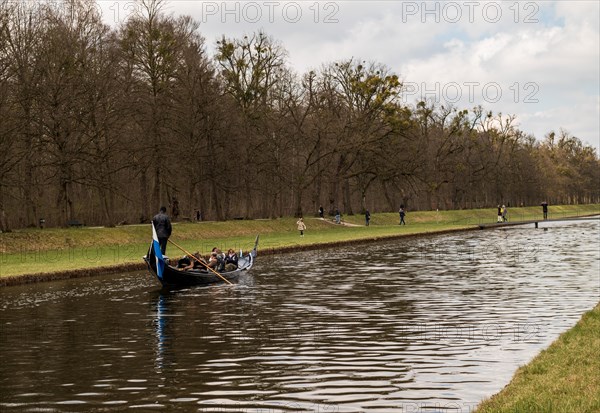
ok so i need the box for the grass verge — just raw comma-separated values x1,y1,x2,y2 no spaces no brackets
475,303,600,413
1,204,598,281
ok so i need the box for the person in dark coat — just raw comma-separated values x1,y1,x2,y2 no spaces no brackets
171,197,180,221
225,249,239,271
541,201,548,220
399,205,406,225
365,210,371,226
152,206,172,254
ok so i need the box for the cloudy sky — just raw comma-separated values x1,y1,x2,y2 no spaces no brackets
98,1,599,150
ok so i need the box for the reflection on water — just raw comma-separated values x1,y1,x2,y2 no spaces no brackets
154,291,168,371
0,220,599,412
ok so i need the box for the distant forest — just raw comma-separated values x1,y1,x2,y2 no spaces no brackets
1,0,598,230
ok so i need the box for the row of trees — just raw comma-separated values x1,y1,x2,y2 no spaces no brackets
1,0,598,230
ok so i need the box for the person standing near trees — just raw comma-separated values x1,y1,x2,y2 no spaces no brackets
171,197,180,221
497,205,503,223
502,205,508,222
541,201,548,220
365,210,371,226
152,206,172,254
297,217,306,237
399,205,406,225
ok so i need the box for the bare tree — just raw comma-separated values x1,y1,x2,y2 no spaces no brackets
120,0,200,220
215,30,287,218
1,0,46,226
319,59,404,214
32,0,117,225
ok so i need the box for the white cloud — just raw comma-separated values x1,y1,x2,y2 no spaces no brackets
518,96,600,144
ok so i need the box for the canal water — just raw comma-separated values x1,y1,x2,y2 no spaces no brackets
1,219,598,413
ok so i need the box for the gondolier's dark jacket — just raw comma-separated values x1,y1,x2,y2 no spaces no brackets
152,212,172,239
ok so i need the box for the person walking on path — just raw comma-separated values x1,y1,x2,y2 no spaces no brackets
152,206,172,254
497,205,503,223
541,201,548,220
399,206,406,225
335,209,341,224
365,210,371,226
318,206,324,219
502,205,508,222
297,217,307,237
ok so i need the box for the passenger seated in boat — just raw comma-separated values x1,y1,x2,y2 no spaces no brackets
224,249,238,272
178,252,205,271
211,247,226,271
177,255,191,268
207,252,219,270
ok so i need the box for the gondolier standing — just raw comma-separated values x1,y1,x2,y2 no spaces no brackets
152,206,172,254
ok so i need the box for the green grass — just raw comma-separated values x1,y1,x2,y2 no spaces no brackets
475,303,600,413
1,204,598,278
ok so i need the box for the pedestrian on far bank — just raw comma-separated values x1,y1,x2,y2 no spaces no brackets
497,205,502,223
541,201,548,220
335,209,341,224
365,210,371,226
297,217,306,237
502,205,508,222
399,205,406,225
318,205,324,219
152,206,172,254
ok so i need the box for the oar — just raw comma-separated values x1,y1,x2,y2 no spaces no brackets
168,239,233,286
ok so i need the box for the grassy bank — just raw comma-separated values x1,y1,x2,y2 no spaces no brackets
476,303,600,413
1,204,598,280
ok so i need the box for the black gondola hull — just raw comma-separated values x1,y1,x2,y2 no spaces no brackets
146,262,241,287
144,236,258,287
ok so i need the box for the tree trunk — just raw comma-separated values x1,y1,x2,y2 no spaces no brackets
243,175,252,219
211,178,223,221
100,187,114,226
152,163,161,213
0,187,9,232
140,170,149,223
278,175,284,218
23,152,36,227
343,177,353,215
312,152,322,216
272,190,277,218
294,186,303,217
58,179,73,225
360,191,366,214
381,181,396,212
223,189,231,220
328,154,345,215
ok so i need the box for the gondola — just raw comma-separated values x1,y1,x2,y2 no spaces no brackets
144,235,259,287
